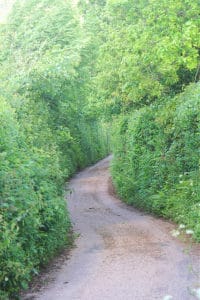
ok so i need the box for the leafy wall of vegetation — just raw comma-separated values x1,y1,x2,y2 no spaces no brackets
111,83,200,239
86,0,200,239
0,0,200,297
93,0,199,115
0,0,109,298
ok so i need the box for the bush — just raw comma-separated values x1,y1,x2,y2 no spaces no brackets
112,82,200,240
0,0,109,298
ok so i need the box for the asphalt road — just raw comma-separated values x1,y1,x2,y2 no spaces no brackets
25,156,200,300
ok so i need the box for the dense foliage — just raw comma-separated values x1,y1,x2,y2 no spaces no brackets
112,83,200,238
81,0,200,238
0,0,109,298
0,0,200,297
95,0,200,240
92,0,199,115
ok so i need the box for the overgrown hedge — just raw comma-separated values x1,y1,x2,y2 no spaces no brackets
112,82,200,240
84,0,200,241
0,0,109,298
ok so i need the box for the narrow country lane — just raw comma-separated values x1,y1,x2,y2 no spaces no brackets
25,156,200,300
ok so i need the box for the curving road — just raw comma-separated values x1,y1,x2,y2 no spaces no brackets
27,156,200,300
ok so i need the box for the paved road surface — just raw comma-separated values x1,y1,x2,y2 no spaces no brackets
26,156,200,300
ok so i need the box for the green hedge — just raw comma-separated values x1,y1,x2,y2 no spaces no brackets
0,0,109,298
112,82,200,240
